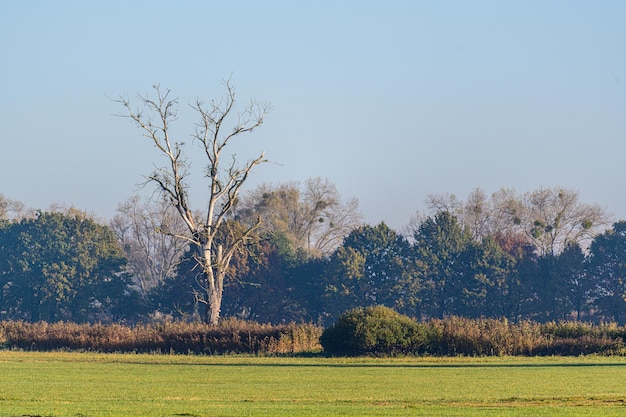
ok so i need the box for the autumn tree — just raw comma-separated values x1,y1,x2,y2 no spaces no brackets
427,187,610,256
235,177,362,257
118,80,271,324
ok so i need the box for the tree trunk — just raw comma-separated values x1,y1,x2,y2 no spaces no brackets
201,242,224,325
208,286,222,325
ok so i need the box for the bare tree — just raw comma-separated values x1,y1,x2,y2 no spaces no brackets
0,194,29,221
509,187,610,256
236,178,363,257
117,79,271,324
426,187,611,256
111,195,188,296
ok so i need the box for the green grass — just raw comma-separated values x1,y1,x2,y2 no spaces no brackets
1,352,626,416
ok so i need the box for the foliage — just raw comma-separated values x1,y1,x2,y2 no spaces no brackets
411,211,481,318
587,221,626,324
320,306,428,356
0,188,624,328
427,187,610,256
323,223,411,319
2,314,626,357
0,210,137,322
319,307,626,357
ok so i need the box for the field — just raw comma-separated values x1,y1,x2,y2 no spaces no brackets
1,352,626,416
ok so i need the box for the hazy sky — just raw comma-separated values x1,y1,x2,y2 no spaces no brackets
2,1,625,230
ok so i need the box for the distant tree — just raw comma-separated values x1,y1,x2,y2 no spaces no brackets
117,79,271,324
220,232,312,324
0,210,136,322
587,221,626,324
111,195,188,297
559,243,592,321
426,188,515,240
511,187,610,257
149,246,200,320
472,236,516,318
0,194,29,221
427,187,611,256
411,211,480,318
495,232,541,321
529,254,573,321
235,177,362,257
323,223,411,321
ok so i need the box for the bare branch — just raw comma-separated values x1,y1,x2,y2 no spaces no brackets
118,80,270,324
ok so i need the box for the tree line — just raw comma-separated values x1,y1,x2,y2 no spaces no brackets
2,184,626,326
2,81,625,327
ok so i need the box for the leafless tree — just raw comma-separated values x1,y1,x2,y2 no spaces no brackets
0,194,29,221
508,187,611,256
111,195,189,296
426,186,611,256
236,178,363,257
117,79,271,324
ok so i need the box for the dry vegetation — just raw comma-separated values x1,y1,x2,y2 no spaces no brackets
2,317,626,356
425,317,626,356
0,319,322,354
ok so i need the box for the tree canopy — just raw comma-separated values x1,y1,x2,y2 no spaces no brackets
0,210,135,322
0,185,623,326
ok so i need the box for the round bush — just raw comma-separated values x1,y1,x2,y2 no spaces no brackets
320,306,426,356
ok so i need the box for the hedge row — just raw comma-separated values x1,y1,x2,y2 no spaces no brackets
0,319,323,355
3,309,625,357
320,306,626,356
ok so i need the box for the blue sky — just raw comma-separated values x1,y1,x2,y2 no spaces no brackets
1,1,625,230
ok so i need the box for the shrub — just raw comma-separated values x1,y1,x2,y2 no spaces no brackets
320,306,427,356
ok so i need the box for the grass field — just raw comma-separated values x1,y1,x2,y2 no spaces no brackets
1,352,626,416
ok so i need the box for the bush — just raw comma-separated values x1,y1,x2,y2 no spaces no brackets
321,311,626,357
320,306,427,356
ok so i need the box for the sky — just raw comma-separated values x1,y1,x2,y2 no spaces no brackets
1,1,625,230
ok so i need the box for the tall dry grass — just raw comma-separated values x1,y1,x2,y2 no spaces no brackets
2,317,625,356
423,317,626,356
0,319,322,355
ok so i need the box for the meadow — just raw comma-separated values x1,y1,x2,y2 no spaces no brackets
1,352,626,416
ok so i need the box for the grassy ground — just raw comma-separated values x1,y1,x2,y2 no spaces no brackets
1,352,626,416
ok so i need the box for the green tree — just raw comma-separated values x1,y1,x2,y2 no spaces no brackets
220,232,304,324
472,236,516,318
0,210,135,322
587,221,626,324
521,243,592,322
411,211,480,318
560,243,592,321
323,223,411,321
